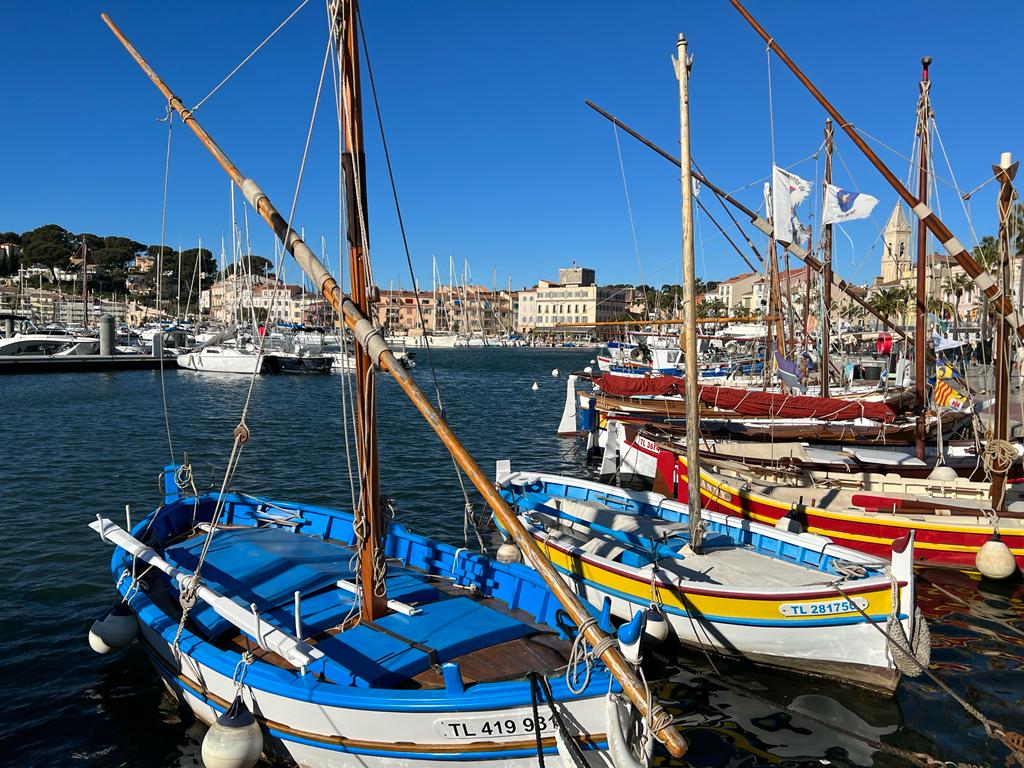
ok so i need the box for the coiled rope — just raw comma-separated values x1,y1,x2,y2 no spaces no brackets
566,617,617,695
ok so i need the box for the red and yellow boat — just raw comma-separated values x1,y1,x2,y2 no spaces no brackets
652,447,1024,573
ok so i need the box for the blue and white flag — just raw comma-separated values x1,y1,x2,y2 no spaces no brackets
774,345,807,394
821,184,878,226
771,165,812,247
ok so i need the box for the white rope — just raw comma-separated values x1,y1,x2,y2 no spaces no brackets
932,118,983,250
566,616,617,695
612,123,645,289
155,108,176,465
192,0,311,113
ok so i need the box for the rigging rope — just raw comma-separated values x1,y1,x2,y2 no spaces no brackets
612,123,646,289
355,5,486,550
156,107,176,465
830,577,1024,766
181,20,335,621
191,0,311,113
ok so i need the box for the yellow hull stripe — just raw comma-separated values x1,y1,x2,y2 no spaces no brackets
540,539,894,621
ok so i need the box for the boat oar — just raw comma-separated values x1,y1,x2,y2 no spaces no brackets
100,13,687,758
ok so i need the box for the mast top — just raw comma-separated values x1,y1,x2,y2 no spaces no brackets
921,56,932,80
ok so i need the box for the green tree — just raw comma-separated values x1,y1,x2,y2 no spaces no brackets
220,254,274,279
941,272,972,341
77,234,146,292
0,231,22,245
21,224,78,281
146,246,217,309
973,236,998,358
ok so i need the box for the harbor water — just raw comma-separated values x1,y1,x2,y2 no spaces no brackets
2,348,1022,767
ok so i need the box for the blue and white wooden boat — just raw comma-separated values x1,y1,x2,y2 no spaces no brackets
89,5,689,766
495,465,929,693
91,473,637,767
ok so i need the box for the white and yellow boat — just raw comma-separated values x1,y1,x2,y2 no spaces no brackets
496,464,928,694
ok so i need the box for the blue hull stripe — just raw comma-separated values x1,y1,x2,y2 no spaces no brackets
145,644,608,761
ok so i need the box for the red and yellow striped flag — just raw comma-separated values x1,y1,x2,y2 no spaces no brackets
932,377,965,409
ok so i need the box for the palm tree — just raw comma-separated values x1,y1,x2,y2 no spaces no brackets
973,236,999,362
941,272,973,341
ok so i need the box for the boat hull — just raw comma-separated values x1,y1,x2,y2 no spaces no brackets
651,445,1024,572
104,488,623,768
141,626,611,767
498,471,921,694
176,349,264,374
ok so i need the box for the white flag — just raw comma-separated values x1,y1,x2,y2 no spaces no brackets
821,184,878,226
771,165,812,247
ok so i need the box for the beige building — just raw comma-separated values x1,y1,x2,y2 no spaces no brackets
515,268,628,333
376,285,517,336
715,271,760,312
201,275,323,325
880,204,912,284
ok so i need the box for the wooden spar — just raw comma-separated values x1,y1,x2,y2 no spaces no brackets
583,100,911,344
821,119,833,397
99,12,688,758
675,34,704,553
991,152,1018,511
784,249,795,346
913,58,932,461
334,0,386,621
729,0,1024,343
555,315,774,327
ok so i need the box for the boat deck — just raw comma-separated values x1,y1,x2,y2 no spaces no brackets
154,526,574,690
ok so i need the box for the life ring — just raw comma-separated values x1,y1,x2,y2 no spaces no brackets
724,341,738,355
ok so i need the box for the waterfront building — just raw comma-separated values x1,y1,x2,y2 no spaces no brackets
375,285,517,336
514,267,628,334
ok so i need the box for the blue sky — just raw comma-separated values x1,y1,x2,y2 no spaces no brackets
2,1,1020,291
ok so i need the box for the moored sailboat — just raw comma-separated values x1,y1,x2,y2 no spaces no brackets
88,4,688,767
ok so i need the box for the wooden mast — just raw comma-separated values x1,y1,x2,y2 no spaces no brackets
913,57,932,460
729,0,1024,344
991,152,1018,510
98,10,687,757
821,119,834,397
676,33,704,553
334,0,386,620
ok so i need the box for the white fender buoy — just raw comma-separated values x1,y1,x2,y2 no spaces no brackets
583,366,593,374
88,603,138,654
617,609,645,665
927,464,959,481
496,540,521,564
531,382,539,391
201,695,264,768
551,369,560,377
590,359,596,364
605,693,653,768
642,605,670,644
976,534,1017,580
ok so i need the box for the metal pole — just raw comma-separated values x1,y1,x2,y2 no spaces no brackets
676,34,704,554
100,12,686,757
729,0,1024,342
913,58,932,460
